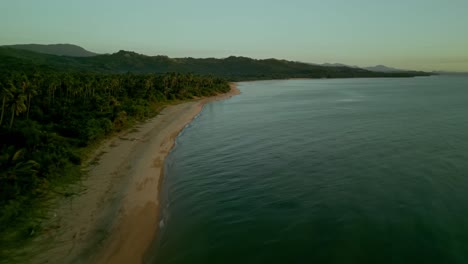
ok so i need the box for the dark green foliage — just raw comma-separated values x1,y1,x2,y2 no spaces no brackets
0,47,433,80
0,69,229,239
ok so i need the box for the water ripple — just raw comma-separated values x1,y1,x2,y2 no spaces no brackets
150,77,468,264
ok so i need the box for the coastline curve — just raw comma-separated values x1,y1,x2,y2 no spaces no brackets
26,83,240,264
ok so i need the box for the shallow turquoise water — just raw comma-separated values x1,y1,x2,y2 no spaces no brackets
148,76,468,264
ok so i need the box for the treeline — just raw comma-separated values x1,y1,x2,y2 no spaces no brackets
174,56,433,81
0,70,229,230
0,47,434,80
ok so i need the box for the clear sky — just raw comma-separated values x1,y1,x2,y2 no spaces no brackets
1,0,467,71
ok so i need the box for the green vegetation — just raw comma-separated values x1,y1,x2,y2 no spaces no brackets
0,47,433,80
0,68,229,253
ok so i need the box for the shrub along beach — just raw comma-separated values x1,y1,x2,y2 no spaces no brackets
0,68,231,262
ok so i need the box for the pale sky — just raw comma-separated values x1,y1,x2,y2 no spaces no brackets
1,0,467,71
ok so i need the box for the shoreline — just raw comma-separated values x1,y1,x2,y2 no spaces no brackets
27,83,240,264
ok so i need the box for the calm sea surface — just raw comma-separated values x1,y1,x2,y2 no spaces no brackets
147,76,468,264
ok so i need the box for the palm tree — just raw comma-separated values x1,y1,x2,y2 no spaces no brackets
22,73,38,120
47,76,59,107
0,81,13,127
8,82,27,129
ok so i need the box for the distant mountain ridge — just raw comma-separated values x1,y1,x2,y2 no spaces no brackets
2,44,98,57
313,62,415,73
317,63,360,68
2,43,432,74
0,46,433,80
363,65,408,73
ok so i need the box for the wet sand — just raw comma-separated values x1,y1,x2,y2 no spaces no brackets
27,84,240,264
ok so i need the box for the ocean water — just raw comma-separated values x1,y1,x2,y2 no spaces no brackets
147,76,468,264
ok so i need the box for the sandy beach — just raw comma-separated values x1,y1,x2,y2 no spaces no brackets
26,83,240,264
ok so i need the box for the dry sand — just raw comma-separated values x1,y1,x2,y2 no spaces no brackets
27,84,240,264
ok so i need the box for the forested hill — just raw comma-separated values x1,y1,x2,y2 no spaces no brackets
2,44,98,57
0,47,432,80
